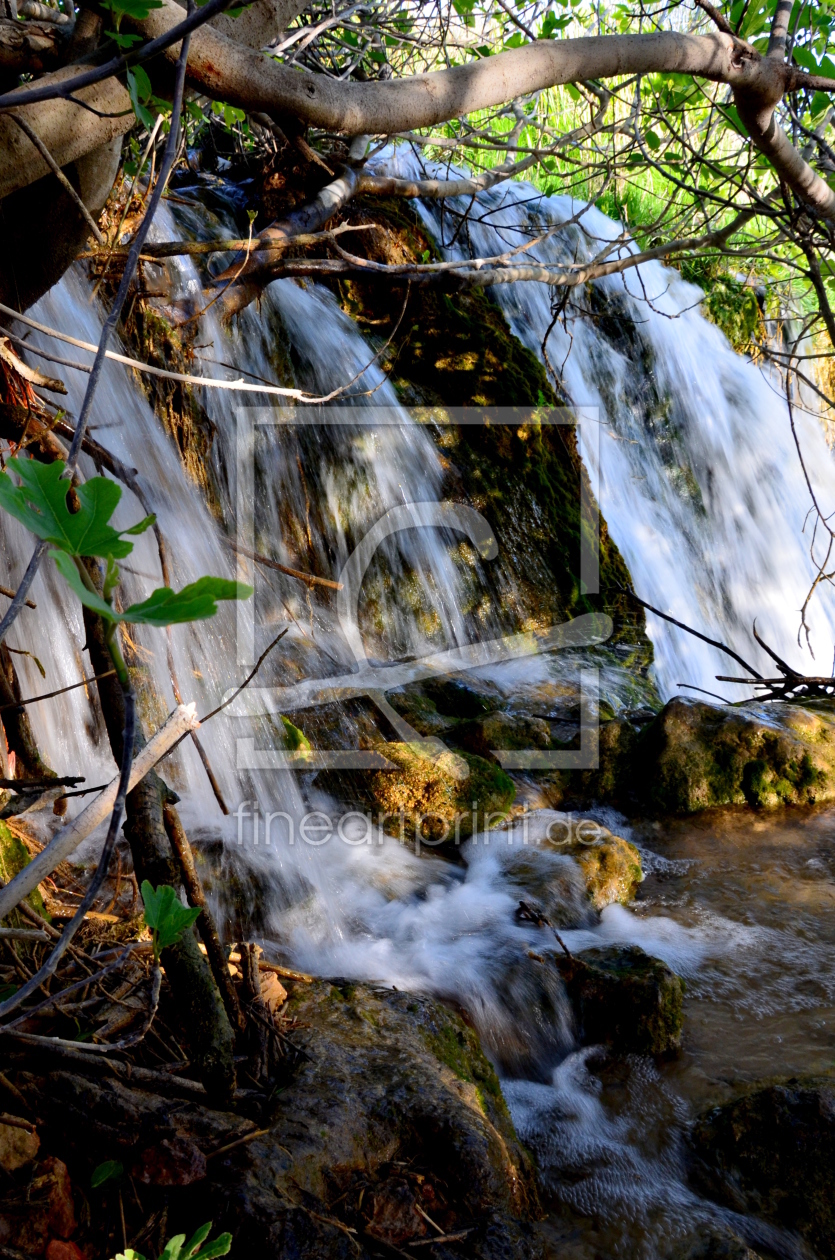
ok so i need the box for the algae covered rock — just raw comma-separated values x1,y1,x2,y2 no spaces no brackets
319,740,515,846
691,1076,835,1260
559,832,643,910
451,711,552,763
557,944,684,1055
216,980,540,1257
638,698,835,814
498,825,642,927
560,697,835,817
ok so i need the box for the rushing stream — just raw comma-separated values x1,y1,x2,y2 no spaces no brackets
4,164,835,1256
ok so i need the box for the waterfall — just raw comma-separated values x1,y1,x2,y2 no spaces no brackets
3,168,831,1258
394,149,835,698
4,170,833,1012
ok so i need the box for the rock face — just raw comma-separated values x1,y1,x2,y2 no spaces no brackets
691,1076,835,1260
557,945,684,1055
15,982,539,1259
549,697,835,815
320,741,515,846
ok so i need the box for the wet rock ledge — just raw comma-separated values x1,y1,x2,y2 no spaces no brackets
7,980,540,1258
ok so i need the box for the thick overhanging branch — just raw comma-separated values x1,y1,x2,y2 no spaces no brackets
0,17,66,72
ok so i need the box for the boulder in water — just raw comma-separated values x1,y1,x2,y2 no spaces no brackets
556,944,684,1055
451,710,553,762
499,827,642,925
637,698,835,813
319,741,515,847
690,1076,835,1260
559,832,643,911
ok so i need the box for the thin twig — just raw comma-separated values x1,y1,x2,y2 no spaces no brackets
0,670,115,714
8,113,105,245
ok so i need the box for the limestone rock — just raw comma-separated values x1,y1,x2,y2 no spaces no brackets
451,711,552,762
319,741,515,846
0,1119,39,1171
554,697,835,816
557,944,684,1055
561,833,643,910
691,1076,835,1260
637,698,835,814
500,828,642,928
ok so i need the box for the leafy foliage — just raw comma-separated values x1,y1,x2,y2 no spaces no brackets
0,457,154,558
91,1160,125,1188
141,881,201,961
112,1221,232,1260
0,457,251,628
51,552,250,627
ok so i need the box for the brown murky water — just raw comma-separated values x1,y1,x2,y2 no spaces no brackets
520,806,835,1260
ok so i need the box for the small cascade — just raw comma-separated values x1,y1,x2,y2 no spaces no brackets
395,149,835,697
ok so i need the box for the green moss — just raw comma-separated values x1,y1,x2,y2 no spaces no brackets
280,716,311,752
559,945,684,1055
742,758,771,808
420,1016,509,1121
679,257,764,352
0,820,47,919
320,741,515,845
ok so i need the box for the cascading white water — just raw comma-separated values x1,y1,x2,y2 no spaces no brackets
395,148,835,698
5,170,834,1257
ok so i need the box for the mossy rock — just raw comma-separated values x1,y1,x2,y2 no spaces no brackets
498,826,641,926
690,1075,835,1260
0,820,47,920
218,981,540,1257
318,741,515,847
552,698,835,817
556,944,684,1055
451,711,552,763
560,833,643,911
637,698,835,814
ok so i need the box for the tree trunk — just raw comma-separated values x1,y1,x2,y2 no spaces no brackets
82,599,237,1101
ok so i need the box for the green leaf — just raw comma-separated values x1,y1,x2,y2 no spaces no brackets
141,882,201,956
158,1235,185,1260
127,68,156,128
112,1251,147,1260
644,129,661,150
0,457,149,558
107,0,163,20
119,577,253,627
92,1160,124,1189
192,1238,232,1260
181,1225,213,1259
107,29,143,46
50,551,120,623
51,553,252,628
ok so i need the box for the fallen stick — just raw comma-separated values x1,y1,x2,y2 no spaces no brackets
0,704,199,923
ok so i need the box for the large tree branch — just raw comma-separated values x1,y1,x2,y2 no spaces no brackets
0,17,66,72
142,7,743,132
